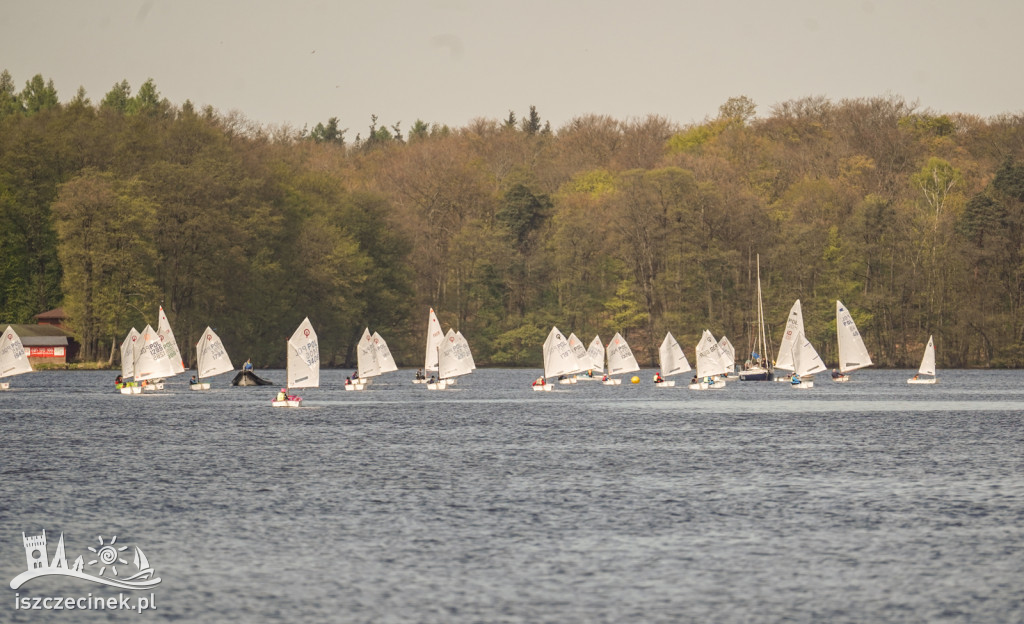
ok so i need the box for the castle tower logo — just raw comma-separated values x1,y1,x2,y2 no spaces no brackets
10,531,161,590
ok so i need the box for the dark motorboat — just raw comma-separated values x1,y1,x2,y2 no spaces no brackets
231,370,273,386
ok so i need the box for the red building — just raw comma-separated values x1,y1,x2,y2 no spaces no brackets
1,308,80,364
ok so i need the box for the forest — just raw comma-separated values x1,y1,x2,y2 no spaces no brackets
2,70,1024,369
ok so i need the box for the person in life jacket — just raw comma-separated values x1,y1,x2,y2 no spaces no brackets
654,372,664,384
277,388,287,401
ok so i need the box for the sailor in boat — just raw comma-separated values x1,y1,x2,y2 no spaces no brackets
428,374,436,384
532,376,545,387
276,388,287,402
345,376,351,386
912,374,919,381
115,374,123,388
415,369,425,380
586,369,594,378
557,374,566,382
189,375,198,386
601,374,609,382
243,359,253,371
791,372,801,385
653,372,664,384
691,374,698,385
352,370,359,380
831,368,841,379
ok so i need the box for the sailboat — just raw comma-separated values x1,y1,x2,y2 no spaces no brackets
417,308,444,384
157,306,185,376
535,326,575,391
717,336,738,379
740,254,773,381
907,335,937,384
603,332,639,385
133,324,176,391
833,300,873,382
789,329,825,389
656,331,691,387
0,326,33,390
690,330,728,390
272,317,319,407
192,327,233,390
772,299,805,382
559,333,590,384
349,328,378,391
430,329,474,390
581,335,605,379
118,329,142,394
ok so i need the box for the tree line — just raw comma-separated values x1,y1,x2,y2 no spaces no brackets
2,70,1023,369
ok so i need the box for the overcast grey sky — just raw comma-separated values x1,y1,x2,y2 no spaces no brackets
3,0,1022,133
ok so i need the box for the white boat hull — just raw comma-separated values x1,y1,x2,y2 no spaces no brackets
345,382,368,391
558,377,577,385
412,379,428,384
654,380,676,387
831,375,850,383
0,382,9,390
532,384,553,392
189,383,211,391
602,378,622,386
427,380,449,390
141,382,164,392
792,380,814,389
907,377,937,384
689,381,725,390
119,385,142,395
271,398,303,407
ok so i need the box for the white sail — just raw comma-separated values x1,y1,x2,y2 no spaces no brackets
438,329,474,379
918,335,936,376
372,332,399,373
606,332,640,376
120,328,140,379
134,325,176,381
836,300,873,373
659,332,691,377
287,317,319,389
157,306,185,375
696,330,728,378
567,333,591,375
424,308,444,372
542,326,577,379
774,300,804,372
1,326,33,378
717,336,736,373
356,327,381,379
196,327,233,379
586,335,605,372
792,330,826,377
455,331,476,371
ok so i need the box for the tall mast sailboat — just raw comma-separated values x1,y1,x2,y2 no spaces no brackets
740,254,773,381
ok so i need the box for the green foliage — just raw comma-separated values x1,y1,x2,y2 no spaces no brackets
2,73,1024,368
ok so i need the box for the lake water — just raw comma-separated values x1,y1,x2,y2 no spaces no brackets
1,369,1022,622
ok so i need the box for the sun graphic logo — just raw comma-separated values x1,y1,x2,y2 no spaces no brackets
87,535,129,577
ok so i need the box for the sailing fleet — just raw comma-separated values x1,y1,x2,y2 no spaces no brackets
8,291,939,403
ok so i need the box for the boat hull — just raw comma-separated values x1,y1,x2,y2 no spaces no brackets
344,383,367,391
427,380,449,390
271,398,302,407
532,384,553,392
739,368,771,381
0,382,9,390
654,380,676,387
601,378,622,385
831,375,850,383
189,383,211,391
558,377,577,385
907,377,937,384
